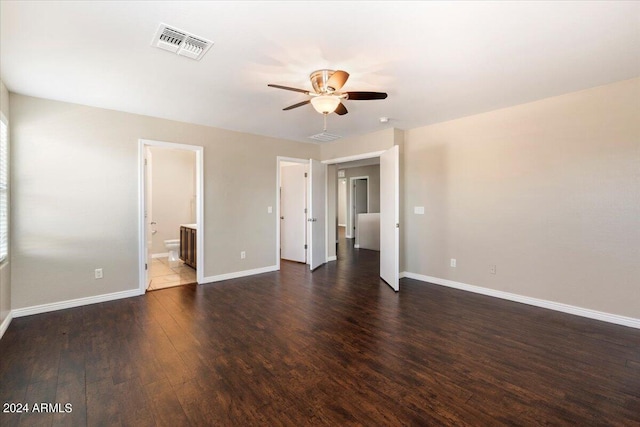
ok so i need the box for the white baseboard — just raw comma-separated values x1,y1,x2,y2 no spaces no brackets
338,223,346,227
327,256,337,262
401,272,640,329
0,311,13,340
12,288,144,318
354,244,360,249
152,253,168,259
201,265,279,284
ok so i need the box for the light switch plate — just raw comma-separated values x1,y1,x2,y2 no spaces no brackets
414,206,425,215
267,206,273,213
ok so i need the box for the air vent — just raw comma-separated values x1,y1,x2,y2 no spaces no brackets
308,132,342,143
151,23,213,61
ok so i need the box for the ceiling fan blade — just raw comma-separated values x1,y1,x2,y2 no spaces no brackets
283,100,311,111
327,70,350,91
346,91,388,100
268,84,310,94
334,102,348,116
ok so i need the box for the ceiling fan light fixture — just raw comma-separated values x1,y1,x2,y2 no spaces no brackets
311,96,341,114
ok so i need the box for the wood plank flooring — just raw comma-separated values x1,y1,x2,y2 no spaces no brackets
1,236,639,426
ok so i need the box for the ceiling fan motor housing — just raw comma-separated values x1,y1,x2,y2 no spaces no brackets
310,69,336,93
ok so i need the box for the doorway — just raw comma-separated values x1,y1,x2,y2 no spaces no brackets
138,139,204,293
279,160,308,264
276,156,327,271
324,146,399,291
277,157,309,268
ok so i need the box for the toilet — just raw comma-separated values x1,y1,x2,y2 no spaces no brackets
164,239,180,262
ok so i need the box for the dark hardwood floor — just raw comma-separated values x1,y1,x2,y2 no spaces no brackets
1,231,639,426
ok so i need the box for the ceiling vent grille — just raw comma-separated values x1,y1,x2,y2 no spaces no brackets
308,132,342,143
152,23,213,61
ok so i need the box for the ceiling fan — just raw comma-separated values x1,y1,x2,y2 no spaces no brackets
268,69,388,116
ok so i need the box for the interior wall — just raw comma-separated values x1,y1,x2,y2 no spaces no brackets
342,165,381,238
320,128,394,161
0,81,10,328
9,94,319,310
149,147,196,255
403,78,640,319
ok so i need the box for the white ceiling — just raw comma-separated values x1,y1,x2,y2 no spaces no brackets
1,1,638,143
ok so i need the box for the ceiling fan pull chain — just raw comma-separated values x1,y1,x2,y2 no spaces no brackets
323,113,327,131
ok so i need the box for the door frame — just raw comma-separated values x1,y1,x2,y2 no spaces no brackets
348,176,370,239
276,156,310,270
338,177,348,227
322,150,386,261
138,139,204,293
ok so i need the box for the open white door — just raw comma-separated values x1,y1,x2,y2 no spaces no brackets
144,148,153,290
309,159,326,271
280,163,307,263
380,145,399,291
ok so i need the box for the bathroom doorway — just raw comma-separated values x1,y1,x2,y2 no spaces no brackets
138,139,204,293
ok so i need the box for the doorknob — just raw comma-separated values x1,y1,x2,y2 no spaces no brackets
150,221,157,225
280,216,284,220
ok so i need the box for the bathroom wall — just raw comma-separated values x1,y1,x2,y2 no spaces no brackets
149,147,196,255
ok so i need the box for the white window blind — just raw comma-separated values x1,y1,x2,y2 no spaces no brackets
0,116,7,263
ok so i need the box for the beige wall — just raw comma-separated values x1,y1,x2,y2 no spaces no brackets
149,147,196,254
403,78,640,318
0,81,10,327
352,165,381,213
10,94,319,310
320,128,394,161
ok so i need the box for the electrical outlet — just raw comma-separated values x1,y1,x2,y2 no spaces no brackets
240,251,246,259
450,258,456,268
95,268,103,279
490,265,496,274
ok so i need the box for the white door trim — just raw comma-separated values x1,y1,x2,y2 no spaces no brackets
348,176,369,239
322,150,386,165
276,156,310,270
309,159,327,271
138,139,204,293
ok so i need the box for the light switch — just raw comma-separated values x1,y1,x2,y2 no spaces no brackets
268,206,272,213
414,206,425,215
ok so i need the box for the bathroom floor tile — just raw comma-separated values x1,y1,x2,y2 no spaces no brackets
147,256,196,291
